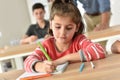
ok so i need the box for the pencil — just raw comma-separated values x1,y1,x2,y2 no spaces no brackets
20,73,52,80
90,61,95,69
37,42,51,61
37,42,58,72
79,63,85,72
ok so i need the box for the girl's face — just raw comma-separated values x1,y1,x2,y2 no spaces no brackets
51,15,78,44
33,8,45,21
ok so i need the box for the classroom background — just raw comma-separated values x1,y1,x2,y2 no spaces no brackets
0,0,120,47
0,0,120,73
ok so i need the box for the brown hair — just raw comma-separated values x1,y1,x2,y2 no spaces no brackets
32,3,45,12
49,0,84,38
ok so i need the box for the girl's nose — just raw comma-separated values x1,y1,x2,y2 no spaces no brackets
60,28,66,36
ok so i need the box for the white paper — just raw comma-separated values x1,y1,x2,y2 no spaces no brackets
16,62,69,80
54,62,69,74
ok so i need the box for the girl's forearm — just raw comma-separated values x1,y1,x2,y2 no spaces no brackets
53,52,81,65
66,53,81,62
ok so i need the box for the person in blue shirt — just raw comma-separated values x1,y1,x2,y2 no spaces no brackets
75,0,111,47
77,0,111,32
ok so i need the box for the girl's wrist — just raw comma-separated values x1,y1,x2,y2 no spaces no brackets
34,61,45,72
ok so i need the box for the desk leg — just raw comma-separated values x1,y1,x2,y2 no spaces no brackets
0,61,3,73
15,57,24,70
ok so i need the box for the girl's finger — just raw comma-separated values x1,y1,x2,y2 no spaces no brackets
44,60,53,65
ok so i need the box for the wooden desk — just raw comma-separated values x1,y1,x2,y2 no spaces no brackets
0,44,37,73
37,54,120,80
1,54,120,80
0,44,37,60
0,69,25,80
85,25,120,42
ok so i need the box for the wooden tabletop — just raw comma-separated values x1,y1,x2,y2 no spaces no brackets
0,43,37,60
85,25,120,42
1,54,120,80
36,54,120,80
0,69,25,80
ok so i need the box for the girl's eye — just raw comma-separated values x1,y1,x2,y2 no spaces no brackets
66,27,72,30
55,26,61,29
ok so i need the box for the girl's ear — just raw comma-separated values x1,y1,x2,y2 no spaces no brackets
76,23,80,32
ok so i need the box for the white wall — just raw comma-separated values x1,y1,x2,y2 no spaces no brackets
110,0,120,26
0,0,30,47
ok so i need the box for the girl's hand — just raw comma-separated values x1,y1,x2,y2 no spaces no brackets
43,61,56,73
35,60,56,73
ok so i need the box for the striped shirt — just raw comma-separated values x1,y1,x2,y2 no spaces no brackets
24,34,105,72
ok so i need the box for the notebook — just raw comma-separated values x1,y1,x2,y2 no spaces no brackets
16,62,69,80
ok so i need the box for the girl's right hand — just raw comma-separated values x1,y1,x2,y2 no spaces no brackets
35,60,56,73
43,60,56,73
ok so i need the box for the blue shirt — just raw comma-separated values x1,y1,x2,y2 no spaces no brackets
78,0,111,14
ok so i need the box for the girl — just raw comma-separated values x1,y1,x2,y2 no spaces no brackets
24,0,106,73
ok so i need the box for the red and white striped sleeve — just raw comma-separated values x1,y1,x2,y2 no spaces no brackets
24,47,45,72
79,37,106,61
